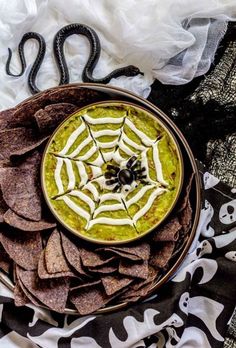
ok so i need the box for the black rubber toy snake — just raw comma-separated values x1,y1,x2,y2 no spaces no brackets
6,23,142,95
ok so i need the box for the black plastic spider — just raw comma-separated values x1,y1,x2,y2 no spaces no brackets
105,156,147,192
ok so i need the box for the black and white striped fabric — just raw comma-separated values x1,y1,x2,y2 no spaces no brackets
0,167,236,348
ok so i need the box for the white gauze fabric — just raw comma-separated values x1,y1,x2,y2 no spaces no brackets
0,0,236,109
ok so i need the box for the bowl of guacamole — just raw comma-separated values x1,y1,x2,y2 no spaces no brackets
41,101,183,244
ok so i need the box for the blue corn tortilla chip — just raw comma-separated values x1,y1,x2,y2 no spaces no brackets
101,275,133,296
16,266,70,312
14,282,29,307
45,229,71,274
0,108,16,130
0,188,8,223
15,266,43,307
70,285,110,315
0,127,48,161
38,249,77,279
178,172,194,212
149,241,175,269
0,230,42,271
60,232,88,276
4,209,56,232
80,248,115,267
1,166,42,221
88,263,118,274
0,243,12,273
34,103,78,134
152,217,182,242
12,86,104,127
118,259,149,280
179,199,192,235
97,242,150,261
70,279,101,291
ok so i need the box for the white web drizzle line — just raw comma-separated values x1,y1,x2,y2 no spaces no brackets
53,157,78,195
75,161,88,187
87,190,136,230
57,195,90,223
87,190,135,230
91,127,122,159
152,139,169,187
74,144,98,161
64,158,75,191
82,181,100,202
58,121,86,156
66,136,92,158
82,112,126,164
125,118,155,146
103,151,116,162
93,203,125,218
83,120,106,164
141,150,156,185
132,187,166,224
56,186,166,229
112,122,134,163
122,132,146,151
53,155,104,198
68,190,95,213
119,138,135,156
83,172,107,196
96,138,119,149
54,157,64,195
125,184,156,208
93,193,127,220
54,145,101,164
83,113,126,124
86,191,133,229
54,157,76,195
100,193,123,203
91,129,121,137
113,117,156,163
54,118,104,166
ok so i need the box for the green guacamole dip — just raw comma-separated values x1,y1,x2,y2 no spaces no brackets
42,102,183,244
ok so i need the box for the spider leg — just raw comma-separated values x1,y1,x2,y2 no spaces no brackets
126,156,137,168
134,167,146,175
140,179,147,184
138,175,147,180
133,167,146,179
105,172,116,179
113,184,121,192
131,160,141,170
106,178,119,186
107,165,119,173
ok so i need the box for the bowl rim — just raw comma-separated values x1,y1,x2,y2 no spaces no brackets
0,83,202,315
41,100,184,245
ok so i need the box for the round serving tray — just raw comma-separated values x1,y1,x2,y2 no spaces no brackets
0,83,202,315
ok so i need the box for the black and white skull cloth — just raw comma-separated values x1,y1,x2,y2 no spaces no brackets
0,166,236,348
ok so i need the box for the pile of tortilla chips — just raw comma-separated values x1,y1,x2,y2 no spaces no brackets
0,86,194,315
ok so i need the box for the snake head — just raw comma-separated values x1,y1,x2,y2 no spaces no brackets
126,65,144,76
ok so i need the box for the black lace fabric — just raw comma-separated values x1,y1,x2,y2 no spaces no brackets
148,22,236,347
206,134,236,188
190,40,236,108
